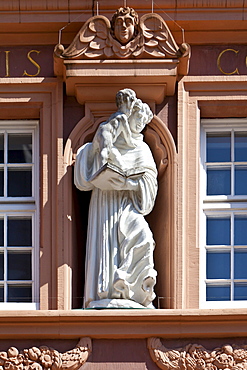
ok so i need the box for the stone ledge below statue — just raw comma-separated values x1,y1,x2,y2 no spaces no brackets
86,299,155,309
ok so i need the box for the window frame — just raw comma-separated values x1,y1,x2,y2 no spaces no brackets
200,118,247,308
0,120,39,310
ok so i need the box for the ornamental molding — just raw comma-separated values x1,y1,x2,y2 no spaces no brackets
147,338,247,370
54,11,189,61
0,337,92,370
53,7,190,104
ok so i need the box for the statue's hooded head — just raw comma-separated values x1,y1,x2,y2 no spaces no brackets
116,88,136,117
111,7,139,45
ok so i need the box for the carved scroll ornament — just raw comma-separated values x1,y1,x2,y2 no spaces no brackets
148,338,247,370
0,337,92,370
54,7,190,60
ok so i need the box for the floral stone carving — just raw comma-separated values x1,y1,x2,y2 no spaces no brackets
54,6,190,60
147,337,247,370
0,337,92,370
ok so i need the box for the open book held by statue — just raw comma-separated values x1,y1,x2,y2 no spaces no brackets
89,162,145,191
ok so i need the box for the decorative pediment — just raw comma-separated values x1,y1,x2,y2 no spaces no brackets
54,7,190,104
54,11,189,61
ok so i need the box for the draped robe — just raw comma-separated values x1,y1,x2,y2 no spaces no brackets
74,133,158,308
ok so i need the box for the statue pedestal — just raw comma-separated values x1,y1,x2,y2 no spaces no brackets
86,299,155,309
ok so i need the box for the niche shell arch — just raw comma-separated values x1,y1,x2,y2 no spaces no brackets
64,104,177,309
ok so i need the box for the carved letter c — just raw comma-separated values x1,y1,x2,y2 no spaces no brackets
217,48,239,75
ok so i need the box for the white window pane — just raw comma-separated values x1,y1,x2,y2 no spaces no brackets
234,215,247,245
8,284,32,303
206,250,230,279
207,217,231,245
206,133,231,162
235,166,247,195
234,283,247,300
207,168,231,195
235,132,247,162
206,285,230,301
7,217,32,246
7,251,32,280
234,249,247,279
8,168,32,197
8,134,32,163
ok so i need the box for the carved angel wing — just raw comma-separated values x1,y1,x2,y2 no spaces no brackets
138,13,180,58
54,15,113,59
54,12,190,62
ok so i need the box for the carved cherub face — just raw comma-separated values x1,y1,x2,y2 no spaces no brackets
111,7,138,45
114,15,135,44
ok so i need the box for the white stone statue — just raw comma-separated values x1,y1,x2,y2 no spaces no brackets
74,89,158,309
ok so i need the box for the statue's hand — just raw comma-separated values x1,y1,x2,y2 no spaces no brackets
109,175,126,190
125,178,139,191
109,175,139,191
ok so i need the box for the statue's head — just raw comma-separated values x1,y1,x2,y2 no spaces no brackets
129,99,153,133
111,7,139,45
116,88,136,116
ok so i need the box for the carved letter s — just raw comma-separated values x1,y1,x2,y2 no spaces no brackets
23,50,41,77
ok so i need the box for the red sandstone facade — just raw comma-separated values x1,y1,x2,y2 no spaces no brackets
0,1,247,369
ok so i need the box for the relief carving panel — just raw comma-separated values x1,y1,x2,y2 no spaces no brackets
148,338,247,370
0,338,91,370
54,7,190,60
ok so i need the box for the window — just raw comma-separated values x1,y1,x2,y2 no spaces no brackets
201,119,247,308
0,121,39,309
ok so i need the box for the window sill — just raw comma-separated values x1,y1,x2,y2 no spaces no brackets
0,302,39,310
201,300,247,309
0,308,246,338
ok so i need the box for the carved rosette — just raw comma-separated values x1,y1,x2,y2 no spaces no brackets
147,338,247,370
0,337,92,370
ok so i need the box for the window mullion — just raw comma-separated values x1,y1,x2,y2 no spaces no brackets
4,132,7,198
231,213,234,301
231,130,234,196
4,215,7,303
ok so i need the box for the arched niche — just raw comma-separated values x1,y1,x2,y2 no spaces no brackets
63,103,177,309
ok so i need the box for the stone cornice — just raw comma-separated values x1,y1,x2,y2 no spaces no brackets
0,1,247,11
0,3,247,45
0,309,247,339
